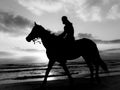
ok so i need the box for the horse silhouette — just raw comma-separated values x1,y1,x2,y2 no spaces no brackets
26,22,109,86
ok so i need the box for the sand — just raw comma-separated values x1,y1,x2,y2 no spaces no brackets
0,74,120,90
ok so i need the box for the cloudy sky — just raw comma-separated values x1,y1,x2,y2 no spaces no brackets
0,0,120,64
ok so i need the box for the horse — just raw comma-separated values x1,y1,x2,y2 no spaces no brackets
26,22,109,86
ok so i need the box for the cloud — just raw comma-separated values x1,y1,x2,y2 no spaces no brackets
107,39,120,44
17,0,120,22
77,33,95,39
107,4,120,20
94,39,120,44
76,5,102,22
0,56,38,64
0,10,32,36
102,48,120,52
77,33,120,44
0,51,13,56
75,0,120,22
15,47,45,52
17,0,87,16
17,0,64,15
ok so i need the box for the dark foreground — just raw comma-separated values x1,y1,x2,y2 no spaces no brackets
0,74,120,90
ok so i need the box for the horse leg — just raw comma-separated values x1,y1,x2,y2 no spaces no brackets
42,60,55,86
95,64,101,83
83,56,94,82
88,64,95,82
61,63,73,84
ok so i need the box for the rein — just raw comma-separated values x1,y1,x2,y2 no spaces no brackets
33,38,41,44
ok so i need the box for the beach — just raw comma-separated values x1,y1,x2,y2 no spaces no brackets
0,58,120,90
0,74,120,90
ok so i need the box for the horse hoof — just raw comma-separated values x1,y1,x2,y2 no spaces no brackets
95,77,101,83
90,77,95,82
69,79,74,86
41,82,47,89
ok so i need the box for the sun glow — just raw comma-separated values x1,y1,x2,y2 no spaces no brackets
33,42,49,63
47,72,57,81
36,51,49,63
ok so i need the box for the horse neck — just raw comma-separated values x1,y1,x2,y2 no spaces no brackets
39,31,54,49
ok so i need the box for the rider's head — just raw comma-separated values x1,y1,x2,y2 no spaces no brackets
62,16,68,24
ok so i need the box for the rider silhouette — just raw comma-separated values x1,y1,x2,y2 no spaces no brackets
59,16,75,44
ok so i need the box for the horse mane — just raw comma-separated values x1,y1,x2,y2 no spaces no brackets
38,24,60,38
46,29,54,35
45,29,58,37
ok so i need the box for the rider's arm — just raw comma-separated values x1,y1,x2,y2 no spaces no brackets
59,27,67,38
59,31,66,38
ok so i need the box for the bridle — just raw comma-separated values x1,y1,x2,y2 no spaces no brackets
32,38,41,44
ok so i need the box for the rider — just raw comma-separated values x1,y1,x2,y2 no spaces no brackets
59,16,75,44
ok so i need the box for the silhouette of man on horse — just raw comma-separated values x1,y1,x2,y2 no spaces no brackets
59,16,75,45
26,16,109,86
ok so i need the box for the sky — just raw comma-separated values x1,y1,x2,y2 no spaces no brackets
0,0,120,64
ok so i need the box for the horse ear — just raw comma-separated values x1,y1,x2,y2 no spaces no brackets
34,22,37,26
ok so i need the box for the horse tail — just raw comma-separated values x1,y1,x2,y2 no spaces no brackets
100,60,109,72
98,57,109,73
94,43,109,73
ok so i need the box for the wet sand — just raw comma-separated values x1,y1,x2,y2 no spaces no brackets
0,74,120,90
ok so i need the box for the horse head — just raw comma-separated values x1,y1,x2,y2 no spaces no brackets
26,22,45,43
